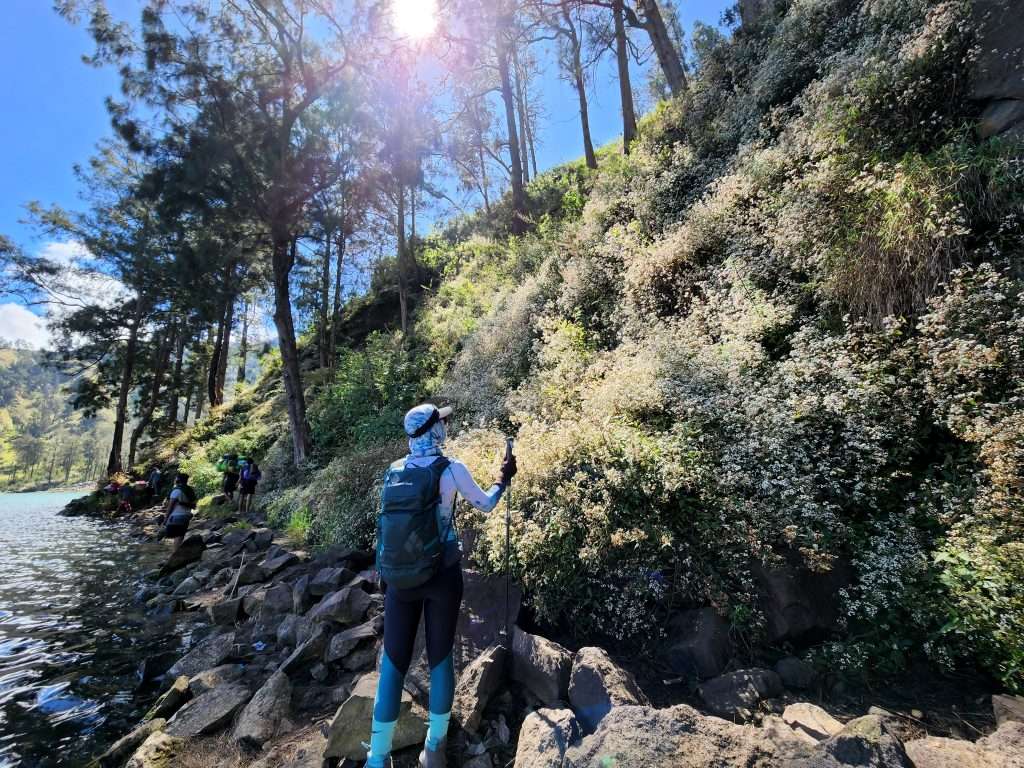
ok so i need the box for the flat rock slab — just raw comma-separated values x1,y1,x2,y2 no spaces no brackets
168,632,236,678
324,671,427,760
165,682,252,738
260,551,300,576
569,646,649,733
783,703,843,741
234,671,292,749
188,664,244,696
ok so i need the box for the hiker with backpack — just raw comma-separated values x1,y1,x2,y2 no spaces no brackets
217,452,241,503
238,459,262,514
367,403,517,768
160,472,198,543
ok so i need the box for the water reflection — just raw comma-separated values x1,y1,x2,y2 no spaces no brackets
0,493,191,767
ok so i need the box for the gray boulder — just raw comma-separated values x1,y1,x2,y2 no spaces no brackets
307,586,372,625
776,656,816,690
664,608,732,681
97,718,166,767
698,668,783,720
172,576,202,596
188,664,244,696
260,551,299,576
452,644,508,734
568,647,649,733
236,561,267,586
159,533,206,576
145,676,191,721
280,623,330,674
906,732,1020,768
233,671,292,750
310,567,354,596
292,574,312,614
164,683,252,738
323,672,427,761
978,721,1024,757
325,617,383,663
513,707,581,768
796,715,912,768
993,694,1024,727
511,629,573,706
207,597,243,626
243,583,293,617
168,632,235,678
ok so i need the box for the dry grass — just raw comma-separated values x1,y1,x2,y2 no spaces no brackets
175,735,249,768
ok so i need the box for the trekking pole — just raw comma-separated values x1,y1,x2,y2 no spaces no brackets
503,437,514,646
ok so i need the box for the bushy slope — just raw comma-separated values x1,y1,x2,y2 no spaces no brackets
170,0,1024,692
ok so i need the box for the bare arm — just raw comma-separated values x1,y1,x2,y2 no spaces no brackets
448,461,505,514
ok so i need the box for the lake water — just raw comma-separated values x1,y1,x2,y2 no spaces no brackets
0,492,189,767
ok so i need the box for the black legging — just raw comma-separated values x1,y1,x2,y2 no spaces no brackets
375,561,464,720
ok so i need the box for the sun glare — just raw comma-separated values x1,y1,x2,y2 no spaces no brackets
391,0,439,41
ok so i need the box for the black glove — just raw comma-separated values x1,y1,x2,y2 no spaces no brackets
498,454,518,486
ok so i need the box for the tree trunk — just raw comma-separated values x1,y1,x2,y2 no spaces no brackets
330,231,347,365
497,31,527,233
167,326,186,424
613,0,638,154
106,304,143,477
47,446,57,485
639,0,687,95
182,378,194,425
237,297,250,384
128,329,172,469
397,183,410,334
216,290,234,402
565,8,598,170
272,235,313,466
319,232,332,369
513,49,531,185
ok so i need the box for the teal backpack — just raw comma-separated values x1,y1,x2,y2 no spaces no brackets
376,457,451,589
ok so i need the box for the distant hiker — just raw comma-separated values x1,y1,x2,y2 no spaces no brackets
161,472,197,543
117,482,134,515
147,466,162,494
239,459,262,514
367,403,517,768
217,453,241,502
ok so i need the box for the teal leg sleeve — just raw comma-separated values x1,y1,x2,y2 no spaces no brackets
368,651,405,764
426,652,455,749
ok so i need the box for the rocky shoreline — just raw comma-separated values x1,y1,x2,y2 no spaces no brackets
78,502,1023,768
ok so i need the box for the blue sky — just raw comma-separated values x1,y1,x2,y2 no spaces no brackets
0,0,734,347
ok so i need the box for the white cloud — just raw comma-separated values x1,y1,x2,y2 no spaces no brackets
0,303,50,349
39,241,92,267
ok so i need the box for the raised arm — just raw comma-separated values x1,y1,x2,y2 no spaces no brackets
447,461,506,514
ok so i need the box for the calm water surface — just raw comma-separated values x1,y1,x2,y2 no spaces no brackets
0,492,189,767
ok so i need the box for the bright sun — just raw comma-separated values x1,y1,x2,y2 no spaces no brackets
392,0,439,40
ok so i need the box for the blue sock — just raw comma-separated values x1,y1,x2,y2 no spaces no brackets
368,651,405,765
426,710,451,750
366,717,397,767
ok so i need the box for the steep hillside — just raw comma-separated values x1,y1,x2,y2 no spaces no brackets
162,0,1024,694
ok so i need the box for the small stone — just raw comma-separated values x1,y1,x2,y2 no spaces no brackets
783,703,843,741
310,662,330,682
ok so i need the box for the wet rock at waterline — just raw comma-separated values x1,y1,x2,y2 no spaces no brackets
568,646,649,733
167,632,236,678
164,682,252,738
324,671,428,761
125,731,185,768
96,718,166,767
145,676,191,721
158,533,206,576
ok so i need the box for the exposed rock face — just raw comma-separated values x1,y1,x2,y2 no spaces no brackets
234,671,292,749
323,672,428,761
793,715,912,768
207,596,243,626
972,0,1024,138
698,668,783,720
906,732,1022,768
164,683,251,739
244,583,293,617
979,722,1024,757
97,718,166,767
751,560,852,642
260,551,299,576
167,632,235,678
563,704,808,767
158,533,206,576
125,731,184,768
452,644,508,733
280,623,330,674
511,629,573,706
513,707,581,768
310,566,354,596
568,647,650,733
325,616,382,663
307,586,371,625
776,657,816,690
994,694,1024,726
783,703,844,741
145,676,191,721
664,607,732,681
